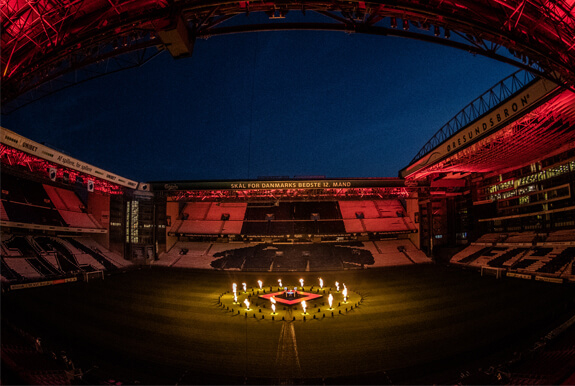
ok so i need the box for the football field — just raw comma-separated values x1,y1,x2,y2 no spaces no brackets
2,264,574,384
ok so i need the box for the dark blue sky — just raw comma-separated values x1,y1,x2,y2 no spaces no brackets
1,29,516,183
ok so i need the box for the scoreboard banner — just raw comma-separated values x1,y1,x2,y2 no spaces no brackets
1,127,140,189
150,178,422,191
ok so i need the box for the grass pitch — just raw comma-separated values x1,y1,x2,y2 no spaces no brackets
2,264,574,384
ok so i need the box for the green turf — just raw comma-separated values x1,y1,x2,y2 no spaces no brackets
2,264,574,384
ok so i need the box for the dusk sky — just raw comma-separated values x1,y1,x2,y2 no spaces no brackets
1,28,517,183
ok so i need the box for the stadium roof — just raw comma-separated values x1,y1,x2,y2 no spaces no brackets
401,80,575,180
0,127,143,191
3,0,575,112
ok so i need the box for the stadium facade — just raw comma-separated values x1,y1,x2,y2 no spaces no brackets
2,1,575,383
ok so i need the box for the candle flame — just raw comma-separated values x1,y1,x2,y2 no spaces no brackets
242,282,247,292
335,281,340,291
257,280,263,289
272,304,276,313
328,293,333,308
302,300,307,314
299,278,304,288
319,278,323,288
244,299,250,309
278,279,282,287
270,296,276,304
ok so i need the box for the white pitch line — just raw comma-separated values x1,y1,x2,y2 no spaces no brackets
289,322,302,373
275,319,302,379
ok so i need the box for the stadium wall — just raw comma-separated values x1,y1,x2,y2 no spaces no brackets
165,201,180,252
87,193,111,249
405,194,420,249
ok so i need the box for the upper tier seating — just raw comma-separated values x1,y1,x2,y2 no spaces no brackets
205,202,248,220
172,201,352,236
339,200,416,233
180,202,248,221
170,203,248,235
170,200,415,236
2,174,53,207
1,172,102,230
43,185,102,229
2,201,66,227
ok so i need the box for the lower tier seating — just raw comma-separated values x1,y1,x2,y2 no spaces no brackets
156,238,429,270
1,235,132,283
451,232,575,281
